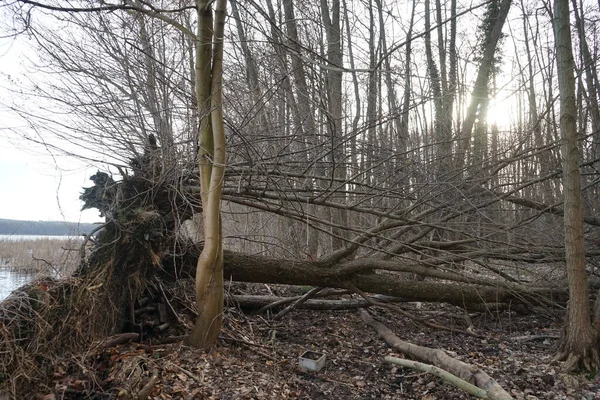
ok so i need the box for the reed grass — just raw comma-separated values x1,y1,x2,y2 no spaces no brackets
0,237,83,275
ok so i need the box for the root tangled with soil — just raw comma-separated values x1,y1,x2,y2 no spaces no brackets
0,241,152,395
0,172,187,397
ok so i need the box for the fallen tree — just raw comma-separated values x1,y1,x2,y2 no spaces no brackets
0,167,588,397
0,229,569,396
166,247,570,308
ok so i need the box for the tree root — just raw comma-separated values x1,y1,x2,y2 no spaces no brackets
554,347,599,374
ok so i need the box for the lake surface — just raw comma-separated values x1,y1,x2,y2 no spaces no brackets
0,269,35,301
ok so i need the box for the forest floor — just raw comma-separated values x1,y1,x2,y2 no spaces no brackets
37,282,600,400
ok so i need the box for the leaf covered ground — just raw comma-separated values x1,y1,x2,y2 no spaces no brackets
33,283,600,399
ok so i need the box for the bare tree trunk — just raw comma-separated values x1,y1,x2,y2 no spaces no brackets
375,0,401,152
571,0,600,149
282,0,320,257
455,0,512,174
572,0,600,214
552,0,599,372
520,0,554,203
400,0,417,154
342,0,361,187
185,0,227,349
441,0,457,165
320,0,348,250
423,0,445,176
365,0,377,191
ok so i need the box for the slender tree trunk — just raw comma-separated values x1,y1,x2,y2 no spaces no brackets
282,0,320,257
572,0,600,214
320,0,348,250
552,0,599,372
375,0,402,152
455,0,512,174
342,0,361,187
185,0,227,349
441,0,457,163
423,0,445,176
365,0,377,190
400,0,416,155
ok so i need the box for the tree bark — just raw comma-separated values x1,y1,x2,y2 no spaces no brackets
185,0,227,349
552,0,598,372
320,0,348,250
424,0,446,176
168,247,570,308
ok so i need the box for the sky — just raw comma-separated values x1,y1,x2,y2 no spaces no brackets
0,29,101,224
0,138,100,223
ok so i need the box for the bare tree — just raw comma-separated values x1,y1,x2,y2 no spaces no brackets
552,0,599,372
183,0,228,349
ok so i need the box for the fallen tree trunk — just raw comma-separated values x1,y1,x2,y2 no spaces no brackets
385,356,495,399
361,309,513,399
168,247,569,308
229,293,407,311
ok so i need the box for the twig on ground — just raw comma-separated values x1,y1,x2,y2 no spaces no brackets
256,295,303,314
512,334,559,342
95,332,139,350
255,289,351,313
234,294,378,311
169,362,213,388
220,334,271,348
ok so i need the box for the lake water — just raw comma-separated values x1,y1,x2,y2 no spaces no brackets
0,235,73,302
0,269,35,301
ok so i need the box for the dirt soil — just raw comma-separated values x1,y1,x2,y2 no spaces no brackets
40,283,600,400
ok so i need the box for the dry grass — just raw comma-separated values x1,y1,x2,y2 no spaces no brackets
0,237,83,275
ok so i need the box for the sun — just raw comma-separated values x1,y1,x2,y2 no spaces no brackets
486,95,517,130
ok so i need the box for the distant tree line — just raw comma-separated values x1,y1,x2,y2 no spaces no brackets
0,218,97,236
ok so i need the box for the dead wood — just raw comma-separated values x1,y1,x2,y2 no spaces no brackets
231,294,399,311
168,246,569,308
252,289,353,313
95,332,140,350
136,374,158,400
360,309,513,400
0,172,185,397
350,284,484,337
0,168,575,398
273,287,323,320
512,335,560,343
385,356,491,399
